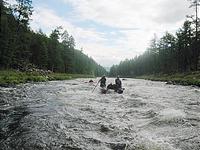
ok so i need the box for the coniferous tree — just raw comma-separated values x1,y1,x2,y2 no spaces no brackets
0,1,108,76
188,0,200,70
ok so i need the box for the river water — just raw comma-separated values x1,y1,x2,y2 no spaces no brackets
0,78,200,150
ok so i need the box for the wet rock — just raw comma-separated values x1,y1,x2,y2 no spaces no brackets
89,80,94,83
100,125,110,132
72,83,78,85
108,142,127,150
166,81,173,85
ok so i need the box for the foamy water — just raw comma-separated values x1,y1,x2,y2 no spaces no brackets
0,78,200,150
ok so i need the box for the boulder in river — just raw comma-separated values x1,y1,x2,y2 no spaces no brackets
100,125,110,132
89,80,94,83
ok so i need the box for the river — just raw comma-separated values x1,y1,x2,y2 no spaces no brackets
0,78,200,150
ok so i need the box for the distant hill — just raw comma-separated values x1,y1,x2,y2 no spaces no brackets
104,67,110,72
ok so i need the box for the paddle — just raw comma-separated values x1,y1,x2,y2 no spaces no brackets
92,80,100,93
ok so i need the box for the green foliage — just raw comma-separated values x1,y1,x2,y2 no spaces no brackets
110,1,200,78
137,72,200,87
12,0,33,26
109,19,200,78
0,70,95,86
1,1,107,77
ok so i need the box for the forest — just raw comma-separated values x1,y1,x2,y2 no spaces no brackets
1,0,200,80
0,0,107,76
109,0,200,77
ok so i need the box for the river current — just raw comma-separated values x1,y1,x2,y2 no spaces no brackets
0,78,200,150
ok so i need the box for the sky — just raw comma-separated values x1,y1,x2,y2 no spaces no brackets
13,0,195,67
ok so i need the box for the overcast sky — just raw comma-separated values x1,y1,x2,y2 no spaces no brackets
28,0,194,67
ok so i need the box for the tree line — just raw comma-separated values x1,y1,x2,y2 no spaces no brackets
0,0,107,76
109,0,200,77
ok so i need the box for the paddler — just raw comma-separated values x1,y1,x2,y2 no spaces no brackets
99,75,106,88
115,75,122,89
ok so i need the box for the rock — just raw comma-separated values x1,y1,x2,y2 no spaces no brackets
100,125,110,132
166,81,173,84
109,143,127,150
89,80,94,83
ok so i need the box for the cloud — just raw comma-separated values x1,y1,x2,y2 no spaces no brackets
81,42,141,67
29,0,193,67
31,7,106,42
62,0,191,28
153,0,193,24
6,0,17,5
30,6,120,66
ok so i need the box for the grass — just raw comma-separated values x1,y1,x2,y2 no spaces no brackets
136,71,200,87
0,70,94,87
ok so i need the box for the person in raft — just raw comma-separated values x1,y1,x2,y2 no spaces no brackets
99,75,106,88
115,75,122,89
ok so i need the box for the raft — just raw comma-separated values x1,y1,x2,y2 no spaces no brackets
100,87,124,94
100,87,107,94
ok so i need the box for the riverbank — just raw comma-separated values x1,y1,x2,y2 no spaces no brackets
0,70,94,87
136,71,200,87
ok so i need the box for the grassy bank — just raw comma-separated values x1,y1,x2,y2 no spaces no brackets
136,72,200,87
0,70,94,87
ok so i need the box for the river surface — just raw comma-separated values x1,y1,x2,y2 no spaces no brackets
0,78,200,150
